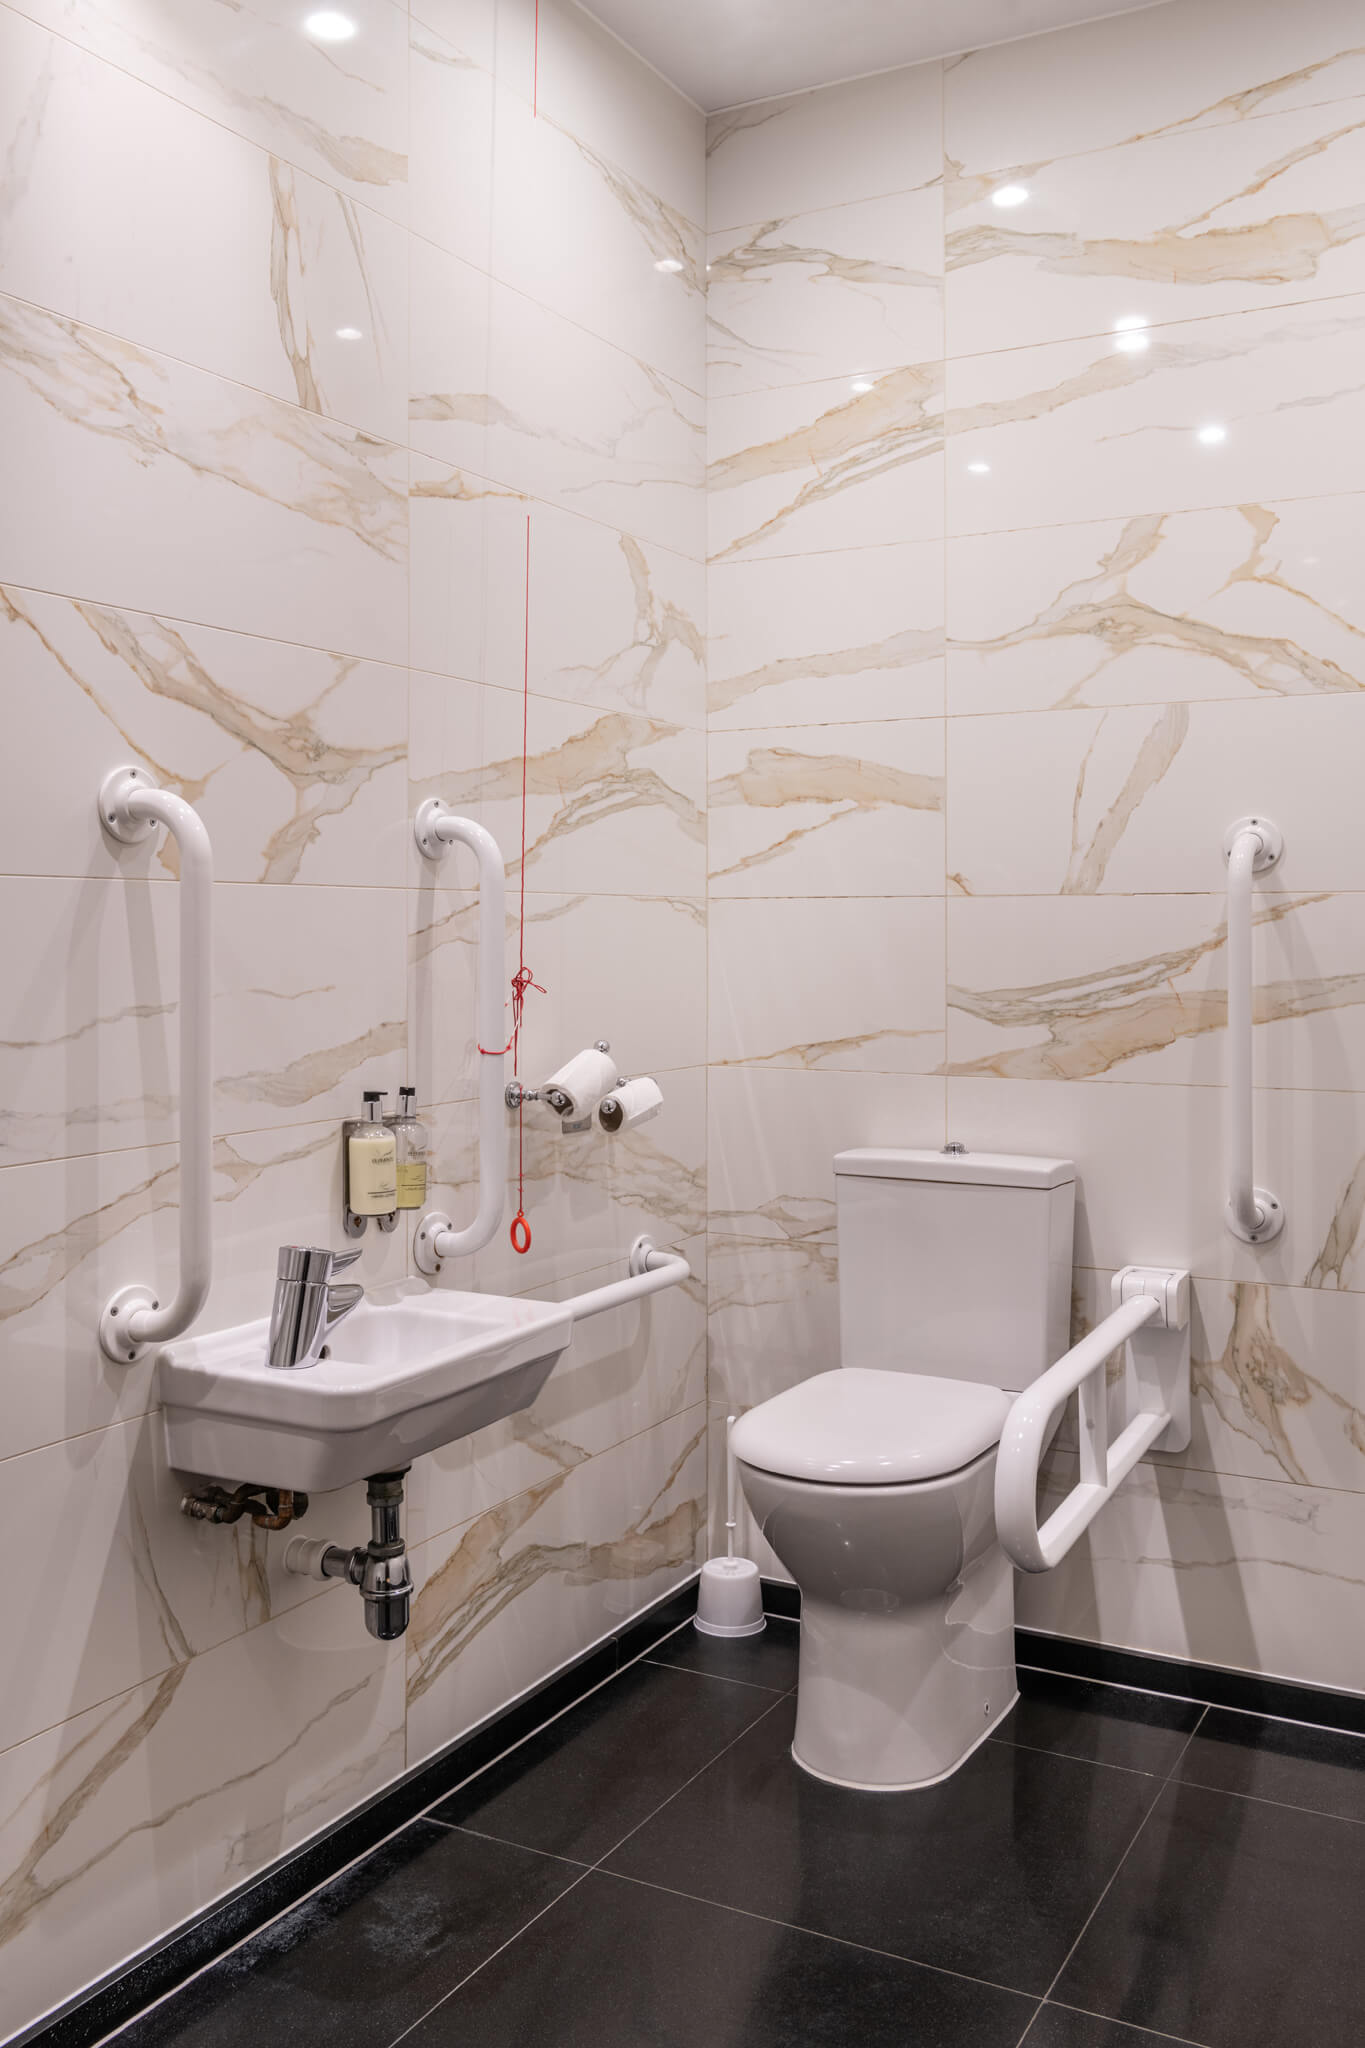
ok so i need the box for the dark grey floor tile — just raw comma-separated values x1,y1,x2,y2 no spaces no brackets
1056,1779,1365,2047
645,1617,800,1692
112,1822,579,2048
606,1695,1160,1996
1027,2007,1204,2046
995,1670,1202,1775
402,1869,1037,2048
1174,1708,1365,1822
432,1659,779,1862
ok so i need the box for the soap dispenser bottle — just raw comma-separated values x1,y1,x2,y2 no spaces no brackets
390,1086,429,1210
344,1091,398,1235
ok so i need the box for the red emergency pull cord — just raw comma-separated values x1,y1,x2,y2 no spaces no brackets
506,514,539,1252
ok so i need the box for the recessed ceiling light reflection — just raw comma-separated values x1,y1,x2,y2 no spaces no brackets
1113,314,1150,354
1196,423,1228,446
304,10,357,41
850,377,875,394
966,461,991,475
654,257,684,274
335,326,364,341
991,184,1029,208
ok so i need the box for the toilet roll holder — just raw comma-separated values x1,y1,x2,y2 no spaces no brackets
505,1040,613,1129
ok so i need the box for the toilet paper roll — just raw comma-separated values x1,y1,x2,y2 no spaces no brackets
598,1075,664,1133
543,1045,618,1121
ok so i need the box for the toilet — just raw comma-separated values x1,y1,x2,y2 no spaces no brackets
731,1146,1075,1793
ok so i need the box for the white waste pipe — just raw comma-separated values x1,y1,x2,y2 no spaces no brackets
97,768,214,1362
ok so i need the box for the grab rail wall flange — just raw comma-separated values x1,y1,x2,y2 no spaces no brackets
995,1264,1191,1575
96,767,214,1363
1223,815,1285,1245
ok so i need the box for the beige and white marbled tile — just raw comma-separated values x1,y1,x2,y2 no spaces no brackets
406,1404,705,1763
6,0,409,223
410,672,706,899
408,1242,705,1545
946,295,1365,538
409,460,706,728
946,498,1365,715
1016,1452,1365,1695
944,0,1365,180
0,1588,405,2043
707,1068,947,1415
1073,1266,1365,1496
708,363,944,563
708,720,944,897
422,1067,705,1302
409,11,495,269
0,9,408,442
410,245,705,561
946,93,1365,358
0,1119,405,1467
707,65,943,232
709,542,944,729
708,188,943,399
946,694,1365,896
0,588,407,886
947,891,1365,1092
944,1072,1365,1292
409,884,704,1115
492,83,705,395
0,295,407,660
711,897,946,1075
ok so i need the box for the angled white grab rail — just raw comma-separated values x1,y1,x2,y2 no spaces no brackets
411,801,508,1270
97,768,214,1363
560,1237,690,1323
1223,815,1285,1244
995,1265,1191,1574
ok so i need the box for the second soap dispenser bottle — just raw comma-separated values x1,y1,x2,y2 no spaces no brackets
390,1086,429,1210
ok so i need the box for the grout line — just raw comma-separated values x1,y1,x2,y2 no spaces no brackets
641,1652,791,1693
988,1734,1173,1781
1043,1998,1216,2047
1017,1661,1365,1734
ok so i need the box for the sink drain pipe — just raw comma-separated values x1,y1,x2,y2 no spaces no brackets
286,1469,413,1640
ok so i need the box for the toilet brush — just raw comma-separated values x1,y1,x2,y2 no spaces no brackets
694,1415,766,1638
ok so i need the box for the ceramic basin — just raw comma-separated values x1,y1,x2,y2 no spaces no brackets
158,1282,575,1490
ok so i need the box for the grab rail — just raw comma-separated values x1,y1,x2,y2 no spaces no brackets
995,1266,1190,1574
1223,816,1284,1244
97,768,214,1362
412,801,508,1269
560,1237,690,1322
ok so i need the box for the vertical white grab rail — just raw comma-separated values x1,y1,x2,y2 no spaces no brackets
411,801,508,1269
97,767,214,1362
1223,815,1284,1245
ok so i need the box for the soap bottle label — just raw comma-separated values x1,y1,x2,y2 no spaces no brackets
349,1131,397,1213
395,1159,427,1208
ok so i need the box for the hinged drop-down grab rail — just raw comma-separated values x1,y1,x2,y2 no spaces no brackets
97,767,214,1362
1223,816,1285,1244
995,1266,1191,1575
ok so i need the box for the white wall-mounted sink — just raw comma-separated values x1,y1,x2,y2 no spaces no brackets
158,1282,575,1490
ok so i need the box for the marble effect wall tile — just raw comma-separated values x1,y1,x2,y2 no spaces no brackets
409,12,495,269
711,896,946,1073
708,720,944,896
0,9,408,442
945,498,1365,715
946,93,1365,357
0,1590,406,2043
406,1405,705,1763
709,543,944,729
947,696,1365,896
0,296,408,659
708,188,944,398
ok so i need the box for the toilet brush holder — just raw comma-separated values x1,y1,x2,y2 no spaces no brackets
694,1414,766,1638
695,1555,765,1637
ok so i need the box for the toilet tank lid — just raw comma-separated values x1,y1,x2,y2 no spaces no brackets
834,1147,1074,1189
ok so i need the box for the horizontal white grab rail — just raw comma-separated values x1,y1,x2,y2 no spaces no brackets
1223,815,1284,1245
97,768,214,1363
412,802,508,1270
562,1238,690,1323
995,1266,1191,1575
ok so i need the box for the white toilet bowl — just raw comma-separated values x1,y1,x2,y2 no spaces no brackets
733,1365,1019,1790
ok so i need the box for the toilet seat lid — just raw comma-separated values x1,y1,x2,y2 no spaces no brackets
731,1368,1011,1485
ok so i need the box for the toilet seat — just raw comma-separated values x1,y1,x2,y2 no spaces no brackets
731,1367,1011,1486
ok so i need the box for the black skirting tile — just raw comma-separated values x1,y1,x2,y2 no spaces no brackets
1055,1779,1365,2048
995,1670,1202,1775
111,1821,580,2048
645,1616,800,1692
605,1695,1160,1996
432,1659,781,1863
1174,1708,1365,1823
1026,2006,1204,2046
401,1869,1037,2048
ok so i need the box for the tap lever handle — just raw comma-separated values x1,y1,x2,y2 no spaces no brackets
329,1247,363,1274
276,1244,362,1283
